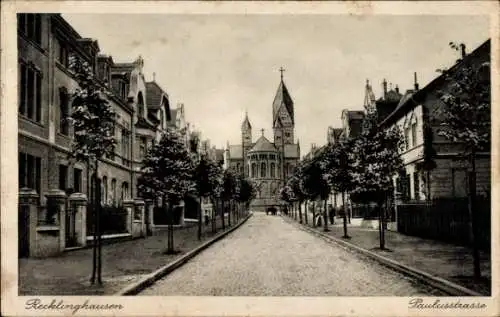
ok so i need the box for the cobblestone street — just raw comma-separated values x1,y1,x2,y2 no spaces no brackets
140,212,446,296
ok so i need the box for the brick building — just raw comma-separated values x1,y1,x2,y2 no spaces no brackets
17,14,177,257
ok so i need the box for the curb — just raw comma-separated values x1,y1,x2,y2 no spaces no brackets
115,212,253,296
282,216,484,296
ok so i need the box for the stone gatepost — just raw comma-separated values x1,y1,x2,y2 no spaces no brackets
133,198,145,238
122,199,135,234
178,201,185,226
393,191,403,232
68,193,88,246
45,189,67,254
145,199,154,235
19,188,39,257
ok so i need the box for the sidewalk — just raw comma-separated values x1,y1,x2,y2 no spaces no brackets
292,212,491,295
19,213,247,296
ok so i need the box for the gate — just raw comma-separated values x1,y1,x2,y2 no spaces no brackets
65,201,78,247
18,205,30,257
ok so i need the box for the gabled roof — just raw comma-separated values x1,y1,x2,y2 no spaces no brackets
145,81,168,110
380,38,490,127
272,79,294,125
249,136,277,153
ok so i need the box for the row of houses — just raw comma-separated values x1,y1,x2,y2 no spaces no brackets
18,14,223,258
304,39,490,244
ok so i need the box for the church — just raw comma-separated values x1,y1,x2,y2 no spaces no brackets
225,70,300,212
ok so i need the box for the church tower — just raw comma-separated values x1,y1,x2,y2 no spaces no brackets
272,68,295,151
241,111,252,177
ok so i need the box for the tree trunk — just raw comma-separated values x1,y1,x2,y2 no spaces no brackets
212,199,216,234
298,202,303,224
221,200,225,230
198,196,202,241
228,200,232,227
90,161,97,285
312,203,316,227
341,191,350,239
304,201,308,225
378,197,386,250
323,199,329,232
469,151,481,278
167,201,174,253
97,173,102,285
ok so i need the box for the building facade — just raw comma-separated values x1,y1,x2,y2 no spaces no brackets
380,39,491,202
225,75,300,211
17,14,182,257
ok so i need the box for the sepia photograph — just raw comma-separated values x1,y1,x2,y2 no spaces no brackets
1,1,498,316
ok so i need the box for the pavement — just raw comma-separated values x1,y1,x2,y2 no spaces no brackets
297,212,492,295
18,213,246,296
140,212,447,296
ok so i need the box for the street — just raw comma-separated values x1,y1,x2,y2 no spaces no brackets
140,212,446,296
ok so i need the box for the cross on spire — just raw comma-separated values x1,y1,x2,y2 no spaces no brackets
261,128,265,136
279,67,285,81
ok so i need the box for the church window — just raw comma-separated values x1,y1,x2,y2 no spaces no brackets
251,163,257,178
270,163,275,178
261,162,266,178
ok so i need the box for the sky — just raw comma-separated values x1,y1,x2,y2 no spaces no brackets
63,14,489,151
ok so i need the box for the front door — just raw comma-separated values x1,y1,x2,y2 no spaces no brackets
18,205,30,258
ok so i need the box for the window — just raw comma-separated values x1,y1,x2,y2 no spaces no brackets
18,62,42,122
261,162,266,178
404,128,410,150
138,105,144,118
59,87,69,135
55,38,69,67
285,132,291,137
251,163,257,178
122,182,129,202
413,172,420,200
111,179,117,206
18,152,41,193
139,136,147,159
102,176,108,204
270,163,276,178
120,81,128,100
411,122,417,147
121,129,130,165
73,168,82,193
58,165,68,191
18,14,42,45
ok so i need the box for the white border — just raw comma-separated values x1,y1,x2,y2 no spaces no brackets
2,1,499,316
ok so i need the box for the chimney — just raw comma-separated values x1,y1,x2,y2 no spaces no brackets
460,43,466,58
382,79,388,98
395,85,399,94
414,72,419,91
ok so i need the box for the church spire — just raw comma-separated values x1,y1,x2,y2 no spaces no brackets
272,67,294,127
241,110,251,130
